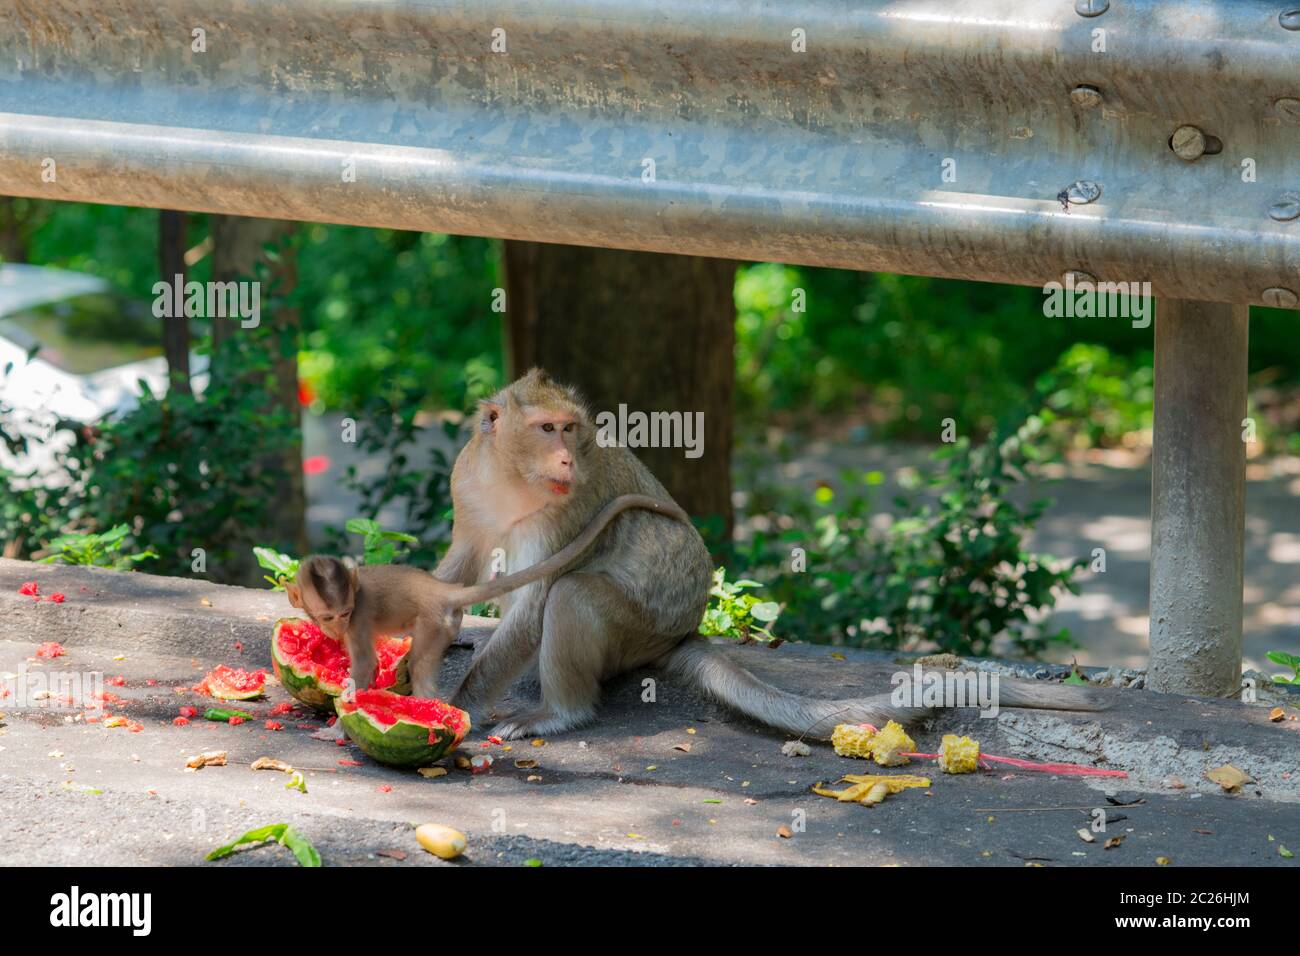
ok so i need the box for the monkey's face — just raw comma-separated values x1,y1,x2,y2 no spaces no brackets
488,401,584,497
298,585,354,641
286,561,356,641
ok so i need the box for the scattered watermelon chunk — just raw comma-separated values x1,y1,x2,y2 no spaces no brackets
35,642,65,659
197,665,267,701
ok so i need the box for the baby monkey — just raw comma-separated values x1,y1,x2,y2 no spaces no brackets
286,493,686,699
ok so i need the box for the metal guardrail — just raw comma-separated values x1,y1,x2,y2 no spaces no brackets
0,0,1296,306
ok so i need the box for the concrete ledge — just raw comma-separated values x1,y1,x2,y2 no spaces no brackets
3,558,1296,801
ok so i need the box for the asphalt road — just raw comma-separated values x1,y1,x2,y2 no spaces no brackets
2,632,1295,867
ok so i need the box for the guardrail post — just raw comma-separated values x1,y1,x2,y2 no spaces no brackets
1148,299,1249,696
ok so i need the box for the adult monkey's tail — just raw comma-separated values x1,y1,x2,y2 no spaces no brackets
661,640,1110,739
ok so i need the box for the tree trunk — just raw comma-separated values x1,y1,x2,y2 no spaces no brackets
209,215,307,568
504,241,736,541
158,210,191,396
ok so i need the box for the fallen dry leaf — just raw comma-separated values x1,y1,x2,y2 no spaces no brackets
674,742,693,753
1269,707,1285,722
1104,835,1125,849
186,750,227,770
250,757,293,773
1206,764,1251,792
776,825,793,839
377,849,407,861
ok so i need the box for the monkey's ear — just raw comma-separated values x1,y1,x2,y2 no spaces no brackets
341,555,360,590
478,400,502,436
285,581,303,609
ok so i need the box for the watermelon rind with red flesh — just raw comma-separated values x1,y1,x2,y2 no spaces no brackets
335,689,470,768
203,665,267,701
271,617,411,713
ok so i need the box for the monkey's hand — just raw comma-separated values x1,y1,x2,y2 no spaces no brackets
350,644,378,694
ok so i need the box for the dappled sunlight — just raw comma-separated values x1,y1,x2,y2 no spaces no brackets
1267,533,1300,564
1078,515,1150,555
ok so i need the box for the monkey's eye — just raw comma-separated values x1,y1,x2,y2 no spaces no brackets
563,422,575,433
541,423,555,433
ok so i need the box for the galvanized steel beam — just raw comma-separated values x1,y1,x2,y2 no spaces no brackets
0,0,1297,306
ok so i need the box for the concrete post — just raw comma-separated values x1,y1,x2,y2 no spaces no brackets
1148,299,1249,696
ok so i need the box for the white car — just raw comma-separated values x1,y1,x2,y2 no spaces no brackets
0,263,205,482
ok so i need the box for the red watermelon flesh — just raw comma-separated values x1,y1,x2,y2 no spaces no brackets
273,618,409,694
198,665,267,700
346,689,470,738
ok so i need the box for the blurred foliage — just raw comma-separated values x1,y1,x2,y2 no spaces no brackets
733,261,1300,444
344,517,418,566
7,199,1300,656
38,524,157,570
1033,343,1153,452
294,224,503,412
61,332,299,577
21,203,504,413
728,412,1080,658
698,568,782,643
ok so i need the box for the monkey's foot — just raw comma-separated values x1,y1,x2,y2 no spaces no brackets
491,705,593,740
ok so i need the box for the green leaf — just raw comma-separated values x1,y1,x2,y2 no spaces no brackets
1266,650,1300,670
750,602,781,623
205,823,288,861
280,826,322,867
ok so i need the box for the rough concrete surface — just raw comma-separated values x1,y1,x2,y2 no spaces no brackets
0,559,1296,867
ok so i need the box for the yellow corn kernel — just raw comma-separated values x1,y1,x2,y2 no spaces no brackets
938,733,980,774
870,720,916,766
831,722,877,759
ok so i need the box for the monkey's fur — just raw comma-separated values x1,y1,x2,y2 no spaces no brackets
439,369,1107,740
286,493,688,698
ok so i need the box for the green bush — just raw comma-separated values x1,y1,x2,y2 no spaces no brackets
732,414,1080,658
53,335,298,578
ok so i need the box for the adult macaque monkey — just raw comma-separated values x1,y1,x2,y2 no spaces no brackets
441,370,1107,740
285,493,686,698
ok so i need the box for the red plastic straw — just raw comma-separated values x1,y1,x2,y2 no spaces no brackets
903,751,1127,779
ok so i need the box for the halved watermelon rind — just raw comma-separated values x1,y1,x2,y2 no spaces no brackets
203,665,267,701
335,690,470,768
271,618,411,713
